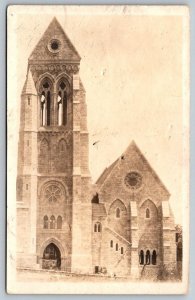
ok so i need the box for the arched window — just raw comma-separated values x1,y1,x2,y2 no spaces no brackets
59,139,66,152
116,243,118,251
94,222,101,232
110,240,113,248
146,208,150,218
139,250,144,265
57,80,68,126
43,215,48,229
152,250,157,265
146,250,150,265
98,223,101,232
50,215,55,229
40,79,52,126
57,216,62,229
116,208,120,218
121,247,124,254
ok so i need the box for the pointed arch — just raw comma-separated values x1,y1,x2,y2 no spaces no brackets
56,77,71,126
57,216,62,229
140,199,158,220
43,215,48,229
146,208,150,218
40,237,66,259
139,250,144,265
58,138,67,152
146,250,151,265
108,199,127,215
152,250,157,265
39,76,54,126
50,215,55,229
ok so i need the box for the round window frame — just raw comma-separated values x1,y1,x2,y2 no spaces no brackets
124,171,142,190
47,39,61,54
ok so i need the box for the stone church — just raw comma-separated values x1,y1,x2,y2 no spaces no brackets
16,18,176,279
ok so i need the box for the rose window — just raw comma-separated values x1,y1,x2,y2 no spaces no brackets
124,172,142,190
45,185,61,202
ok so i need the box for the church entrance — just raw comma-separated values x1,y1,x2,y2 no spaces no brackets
42,243,61,270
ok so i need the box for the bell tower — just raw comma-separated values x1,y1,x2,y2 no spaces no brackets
16,18,92,273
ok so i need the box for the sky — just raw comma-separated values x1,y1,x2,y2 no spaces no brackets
8,6,189,224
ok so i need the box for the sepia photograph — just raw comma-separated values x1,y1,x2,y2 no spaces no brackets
7,5,189,294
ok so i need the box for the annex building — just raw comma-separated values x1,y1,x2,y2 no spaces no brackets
16,18,176,279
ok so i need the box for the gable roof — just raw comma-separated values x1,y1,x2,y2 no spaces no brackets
29,17,81,63
96,140,170,196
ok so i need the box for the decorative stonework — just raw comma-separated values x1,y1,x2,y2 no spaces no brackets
124,172,142,190
44,184,62,202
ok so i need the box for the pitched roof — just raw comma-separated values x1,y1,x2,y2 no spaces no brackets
96,158,119,185
29,17,80,63
92,203,107,217
96,140,170,196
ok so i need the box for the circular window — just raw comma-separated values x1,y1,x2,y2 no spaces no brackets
48,39,61,53
124,172,142,190
51,41,59,50
44,184,61,202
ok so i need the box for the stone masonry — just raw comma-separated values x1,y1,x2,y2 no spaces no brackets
16,18,176,279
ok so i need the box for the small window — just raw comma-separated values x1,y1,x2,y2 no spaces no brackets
110,240,113,248
121,247,124,254
146,250,150,265
139,250,144,265
43,215,48,229
26,184,28,190
95,266,99,274
146,208,150,218
152,250,157,265
50,215,55,229
28,96,31,105
94,223,97,232
98,223,101,232
116,208,120,218
116,243,118,251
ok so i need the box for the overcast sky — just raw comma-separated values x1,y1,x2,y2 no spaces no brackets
8,6,189,224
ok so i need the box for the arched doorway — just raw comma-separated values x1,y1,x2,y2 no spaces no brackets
42,243,61,270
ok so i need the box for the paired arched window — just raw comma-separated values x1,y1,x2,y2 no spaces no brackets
110,240,113,248
50,215,55,229
40,79,52,126
116,243,118,251
139,249,157,265
94,222,101,232
43,215,48,229
57,216,62,229
116,208,120,218
146,208,150,218
39,77,69,127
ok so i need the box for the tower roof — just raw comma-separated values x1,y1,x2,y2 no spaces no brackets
22,69,37,95
29,17,81,63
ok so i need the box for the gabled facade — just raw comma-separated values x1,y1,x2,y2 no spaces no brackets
92,141,176,278
16,18,176,279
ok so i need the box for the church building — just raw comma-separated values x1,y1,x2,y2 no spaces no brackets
16,18,176,279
